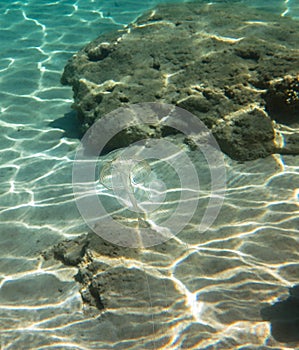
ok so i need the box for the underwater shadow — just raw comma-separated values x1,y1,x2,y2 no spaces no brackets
49,110,83,139
261,284,299,343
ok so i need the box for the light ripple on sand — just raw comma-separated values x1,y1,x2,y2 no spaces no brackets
0,0,299,349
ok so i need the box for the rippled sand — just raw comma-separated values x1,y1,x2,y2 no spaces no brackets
0,0,299,349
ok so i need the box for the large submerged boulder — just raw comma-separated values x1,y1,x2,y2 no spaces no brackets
61,1,299,160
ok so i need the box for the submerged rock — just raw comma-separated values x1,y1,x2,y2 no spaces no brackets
212,108,275,160
46,232,140,313
52,234,88,266
48,232,185,324
61,1,299,160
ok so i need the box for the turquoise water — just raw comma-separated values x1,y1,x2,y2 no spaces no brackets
0,0,299,349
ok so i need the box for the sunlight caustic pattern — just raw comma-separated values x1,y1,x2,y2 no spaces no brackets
0,0,299,349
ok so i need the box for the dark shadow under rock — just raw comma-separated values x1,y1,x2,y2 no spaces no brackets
49,110,83,139
261,285,299,343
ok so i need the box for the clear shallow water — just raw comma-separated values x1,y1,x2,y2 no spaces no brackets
0,0,299,349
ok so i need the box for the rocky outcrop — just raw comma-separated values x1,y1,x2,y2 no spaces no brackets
61,1,299,161
212,108,275,160
44,233,138,312
45,232,187,322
